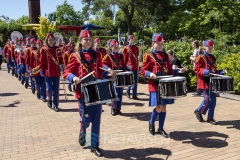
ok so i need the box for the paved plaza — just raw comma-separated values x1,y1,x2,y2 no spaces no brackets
0,65,240,160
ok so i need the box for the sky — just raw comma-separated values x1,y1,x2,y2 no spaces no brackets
0,0,85,20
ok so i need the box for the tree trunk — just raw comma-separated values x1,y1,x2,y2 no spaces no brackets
121,0,135,35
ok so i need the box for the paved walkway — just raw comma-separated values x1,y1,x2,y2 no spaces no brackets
0,65,240,160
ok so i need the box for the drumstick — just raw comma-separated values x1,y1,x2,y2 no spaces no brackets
99,67,122,72
210,73,228,78
80,71,95,81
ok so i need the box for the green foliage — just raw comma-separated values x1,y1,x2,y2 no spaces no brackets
47,0,85,27
218,52,240,94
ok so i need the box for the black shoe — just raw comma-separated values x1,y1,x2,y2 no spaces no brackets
47,100,52,108
91,146,103,157
25,83,29,89
7,70,10,73
79,133,86,146
15,74,18,78
116,109,123,115
68,85,72,92
21,80,24,85
207,119,218,125
53,107,60,112
149,122,155,135
126,90,130,98
158,129,169,138
32,88,35,94
37,93,40,99
111,108,117,116
194,110,204,122
132,96,140,100
11,72,14,76
42,98,47,102
18,77,21,81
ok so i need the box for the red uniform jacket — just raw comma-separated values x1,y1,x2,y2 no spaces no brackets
94,47,107,59
30,49,41,76
102,53,127,71
122,45,139,70
39,46,63,77
6,46,12,60
194,53,218,90
10,45,16,61
2,45,9,57
63,51,103,99
62,51,73,67
140,52,173,92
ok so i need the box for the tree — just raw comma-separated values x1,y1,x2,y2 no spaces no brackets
17,16,29,25
47,0,86,26
33,17,56,40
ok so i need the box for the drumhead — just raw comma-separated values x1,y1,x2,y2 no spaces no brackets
212,76,233,80
116,71,133,75
160,76,186,82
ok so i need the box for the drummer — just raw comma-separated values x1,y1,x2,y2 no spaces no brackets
102,39,131,116
63,28,104,157
194,40,226,125
140,33,174,138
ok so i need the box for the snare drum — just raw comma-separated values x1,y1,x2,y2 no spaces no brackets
211,76,234,93
115,71,134,87
159,77,187,99
81,79,117,106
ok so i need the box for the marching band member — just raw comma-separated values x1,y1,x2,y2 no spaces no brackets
62,38,75,92
30,39,47,102
102,39,130,116
63,29,104,157
140,33,174,138
9,41,16,76
93,37,107,59
26,38,37,92
39,33,64,112
23,37,32,88
123,35,140,100
2,40,11,73
106,39,112,55
25,37,31,48
194,40,225,125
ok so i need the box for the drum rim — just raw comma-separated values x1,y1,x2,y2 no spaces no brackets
116,71,134,75
84,98,117,106
81,78,115,86
160,77,187,82
212,76,233,79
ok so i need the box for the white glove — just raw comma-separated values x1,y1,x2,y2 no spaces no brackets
149,73,156,79
73,76,81,84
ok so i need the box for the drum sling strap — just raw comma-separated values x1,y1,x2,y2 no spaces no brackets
109,54,123,70
79,51,97,116
151,52,168,105
203,54,216,100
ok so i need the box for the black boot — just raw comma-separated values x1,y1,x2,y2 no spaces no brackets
79,133,86,146
11,72,14,76
207,119,218,125
47,100,52,108
149,122,155,135
111,108,117,116
53,107,60,112
116,109,123,115
126,90,130,98
25,83,29,89
15,74,18,78
42,98,47,102
91,146,103,157
132,96,140,100
68,84,72,92
37,93,40,99
158,129,169,138
21,80,24,85
32,88,35,94
18,77,21,81
7,69,10,73
194,110,204,122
